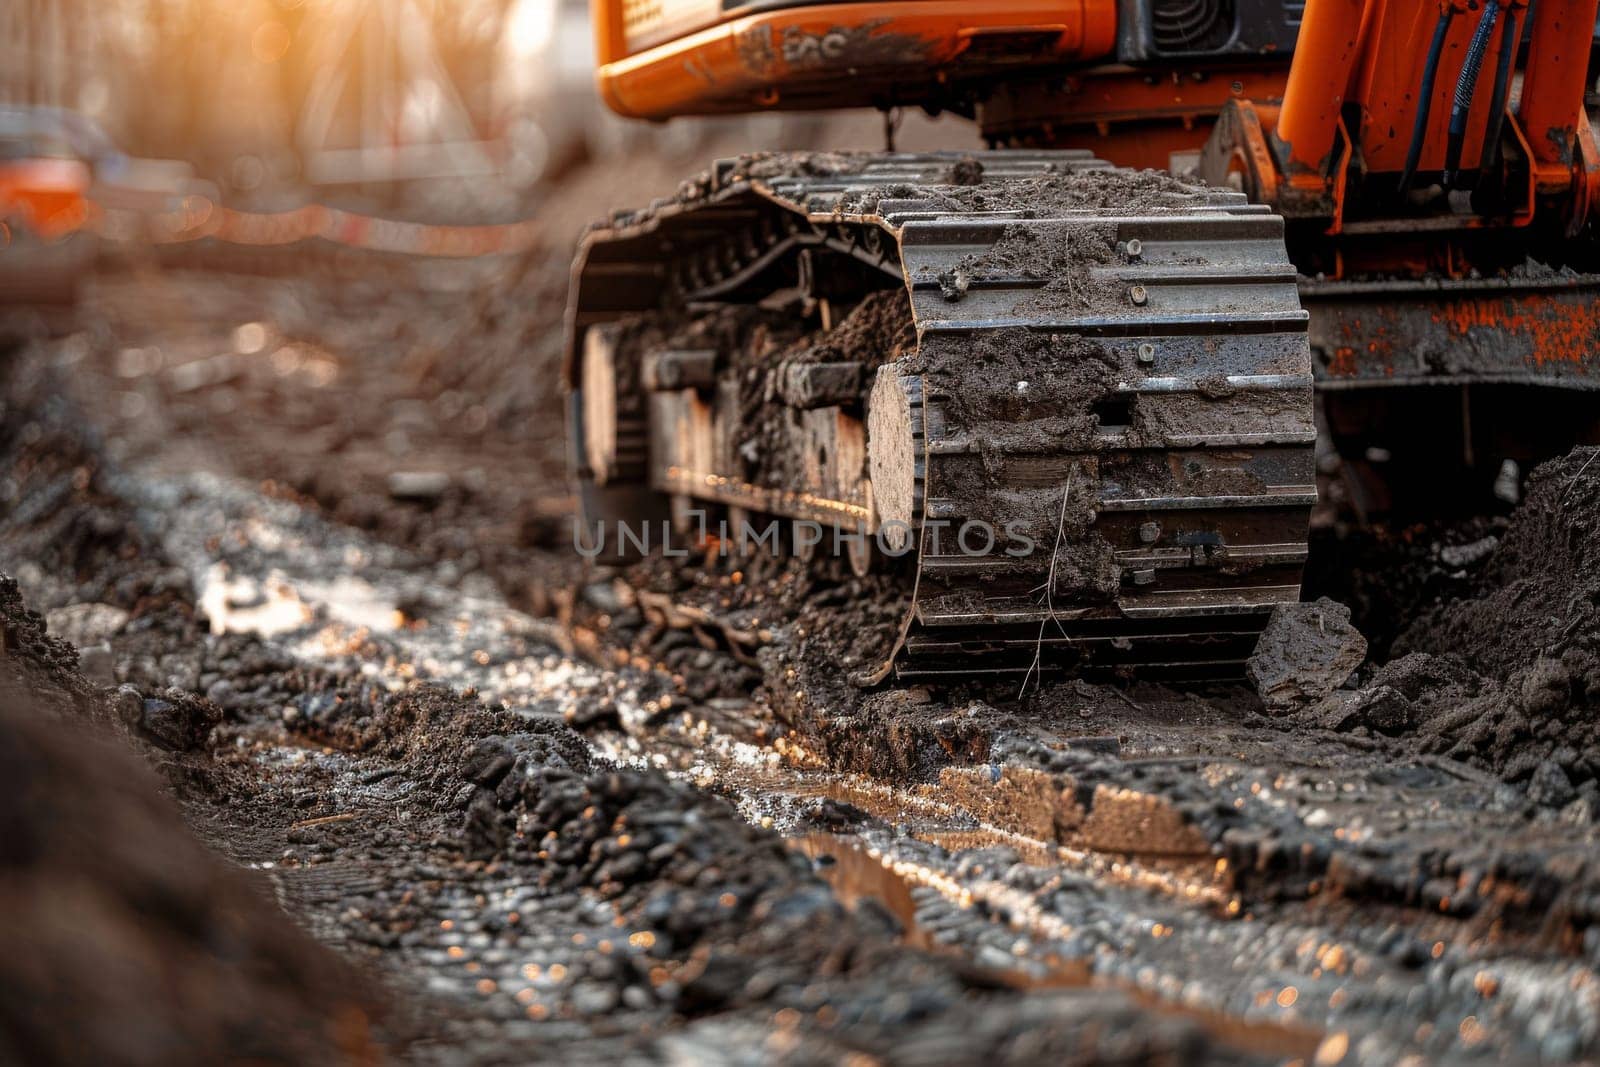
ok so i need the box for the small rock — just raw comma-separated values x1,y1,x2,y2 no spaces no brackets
948,157,985,186
581,582,625,614
1367,652,1477,702
974,943,1018,972
1353,685,1414,735
937,268,971,302
1439,536,1498,568
1493,458,1521,505
137,689,222,751
1247,598,1368,712
1304,685,1412,735
1560,795,1593,826
44,602,130,648
387,471,450,500
1528,760,1576,808
1542,1032,1582,1062
804,797,868,830
111,684,143,727
1551,744,1582,775
1518,658,1571,717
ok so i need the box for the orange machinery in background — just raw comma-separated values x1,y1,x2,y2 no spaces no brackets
0,108,97,308
585,0,1600,517
0,157,92,244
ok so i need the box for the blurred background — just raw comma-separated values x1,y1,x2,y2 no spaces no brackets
0,0,960,224
0,0,967,547
6,0,690,216
0,3,948,684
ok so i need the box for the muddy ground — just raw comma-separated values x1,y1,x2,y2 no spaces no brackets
5,208,1600,1061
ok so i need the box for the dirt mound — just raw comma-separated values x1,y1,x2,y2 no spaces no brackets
1399,449,1600,676
286,680,594,846
1309,450,1600,803
1,574,80,681
1,572,108,728
0,350,380,1062
1301,516,1505,658
0,358,185,615
0,637,377,1065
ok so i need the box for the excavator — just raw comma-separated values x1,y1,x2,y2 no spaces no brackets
564,0,1600,681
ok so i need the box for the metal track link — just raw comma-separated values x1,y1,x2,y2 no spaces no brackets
566,151,1315,681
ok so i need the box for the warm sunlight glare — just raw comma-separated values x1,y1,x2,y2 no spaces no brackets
507,0,556,57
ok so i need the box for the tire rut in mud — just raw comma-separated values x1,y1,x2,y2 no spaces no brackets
1,356,1267,1064
16,263,1600,1064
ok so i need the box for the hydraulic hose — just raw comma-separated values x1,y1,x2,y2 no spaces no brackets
1442,0,1502,185
1399,8,1457,192
1476,5,1520,175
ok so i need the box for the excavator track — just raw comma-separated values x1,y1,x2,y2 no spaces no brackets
565,151,1316,681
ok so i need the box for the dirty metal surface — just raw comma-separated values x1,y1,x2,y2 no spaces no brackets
568,151,1317,679
1304,274,1600,390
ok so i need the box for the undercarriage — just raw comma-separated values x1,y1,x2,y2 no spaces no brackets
566,151,1318,680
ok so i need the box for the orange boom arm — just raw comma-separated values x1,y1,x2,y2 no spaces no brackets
1204,0,1600,238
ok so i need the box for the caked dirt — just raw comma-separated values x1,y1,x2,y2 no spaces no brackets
7,249,1600,1064
4,273,1288,1064
1347,451,1600,796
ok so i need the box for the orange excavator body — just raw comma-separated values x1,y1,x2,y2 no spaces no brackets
0,157,92,243
594,0,1123,116
0,131,96,307
594,0,1600,237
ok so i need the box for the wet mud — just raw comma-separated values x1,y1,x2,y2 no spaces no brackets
6,254,1600,1064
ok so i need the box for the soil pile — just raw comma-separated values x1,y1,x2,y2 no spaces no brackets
0,356,183,615
0,582,378,1066
0,575,82,697
1399,449,1600,676
273,666,1225,1065
1308,450,1600,805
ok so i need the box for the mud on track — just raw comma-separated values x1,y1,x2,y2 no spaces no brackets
4,262,1600,1064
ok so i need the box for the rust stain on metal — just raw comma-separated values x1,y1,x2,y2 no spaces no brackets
1436,292,1598,369
1327,345,1360,378
1327,316,1395,378
1317,289,1600,382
